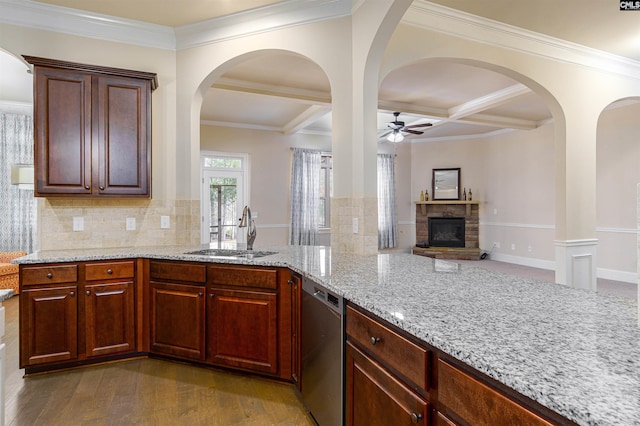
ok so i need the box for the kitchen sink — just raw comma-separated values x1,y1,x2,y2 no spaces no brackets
185,249,277,258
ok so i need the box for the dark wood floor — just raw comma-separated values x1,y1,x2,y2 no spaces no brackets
2,296,315,425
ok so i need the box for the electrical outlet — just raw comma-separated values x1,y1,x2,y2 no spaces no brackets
126,217,136,231
352,217,358,234
528,245,533,252
252,211,258,219
494,242,500,249
493,208,498,215
511,243,516,251
73,216,84,232
160,216,170,229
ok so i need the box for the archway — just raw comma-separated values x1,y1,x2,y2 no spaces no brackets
193,50,333,246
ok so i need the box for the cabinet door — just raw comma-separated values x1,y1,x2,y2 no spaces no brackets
346,342,429,426
20,286,78,367
208,287,278,374
150,281,206,361
95,75,150,196
84,281,135,357
34,67,92,196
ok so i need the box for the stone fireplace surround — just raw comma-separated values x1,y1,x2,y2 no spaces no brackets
413,201,480,260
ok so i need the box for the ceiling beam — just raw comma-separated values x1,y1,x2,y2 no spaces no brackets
282,105,331,134
212,77,331,105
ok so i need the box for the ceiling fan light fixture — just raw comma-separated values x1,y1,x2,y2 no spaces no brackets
387,131,404,142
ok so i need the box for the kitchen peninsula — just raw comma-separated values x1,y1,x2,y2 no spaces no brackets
14,245,640,426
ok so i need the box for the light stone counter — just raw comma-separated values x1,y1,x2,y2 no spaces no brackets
14,245,640,426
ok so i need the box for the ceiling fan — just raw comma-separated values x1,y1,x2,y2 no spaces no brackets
380,112,432,142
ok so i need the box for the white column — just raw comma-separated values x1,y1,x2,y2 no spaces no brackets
555,239,597,291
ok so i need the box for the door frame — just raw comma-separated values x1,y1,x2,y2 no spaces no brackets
200,151,249,245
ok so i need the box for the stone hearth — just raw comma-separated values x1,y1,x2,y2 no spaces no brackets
413,201,480,260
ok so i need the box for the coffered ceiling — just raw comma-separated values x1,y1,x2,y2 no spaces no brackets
4,0,640,142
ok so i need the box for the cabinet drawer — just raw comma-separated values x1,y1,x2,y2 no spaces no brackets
85,261,134,281
150,261,206,283
21,264,78,285
438,359,553,426
209,265,277,290
346,305,429,390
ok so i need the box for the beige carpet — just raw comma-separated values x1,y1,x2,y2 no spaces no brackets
456,259,637,300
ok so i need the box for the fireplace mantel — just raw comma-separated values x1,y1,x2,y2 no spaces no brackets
414,200,480,260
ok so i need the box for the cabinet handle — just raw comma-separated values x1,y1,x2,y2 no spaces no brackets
107,269,113,275
370,336,381,345
198,292,203,297
410,413,423,424
69,291,75,297
99,186,105,190
86,290,91,296
84,185,90,190
46,273,53,279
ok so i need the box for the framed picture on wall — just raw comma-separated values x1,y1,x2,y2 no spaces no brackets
432,168,460,200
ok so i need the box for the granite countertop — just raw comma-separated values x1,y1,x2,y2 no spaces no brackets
14,245,640,426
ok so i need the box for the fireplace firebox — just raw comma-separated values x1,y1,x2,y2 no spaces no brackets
428,217,465,247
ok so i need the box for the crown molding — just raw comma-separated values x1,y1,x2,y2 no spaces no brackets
0,0,351,51
175,0,352,50
406,1,640,80
0,0,176,50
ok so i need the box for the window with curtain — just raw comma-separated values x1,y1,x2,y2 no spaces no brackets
377,153,398,249
0,112,35,252
290,148,321,245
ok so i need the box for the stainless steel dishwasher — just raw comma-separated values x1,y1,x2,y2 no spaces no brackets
300,277,344,426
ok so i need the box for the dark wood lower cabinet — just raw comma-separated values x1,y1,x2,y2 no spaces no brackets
84,281,135,357
346,341,429,426
150,281,206,361
20,285,78,367
208,287,278,374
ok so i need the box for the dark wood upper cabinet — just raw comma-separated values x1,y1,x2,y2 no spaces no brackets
24,56,157,198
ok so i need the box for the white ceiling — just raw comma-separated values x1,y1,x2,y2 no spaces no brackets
3,0,640,141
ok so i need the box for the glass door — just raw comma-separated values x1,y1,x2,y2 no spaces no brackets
202,170,244,246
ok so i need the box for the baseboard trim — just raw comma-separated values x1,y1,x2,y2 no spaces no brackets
488,253,638,284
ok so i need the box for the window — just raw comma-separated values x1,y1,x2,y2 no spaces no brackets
319,154,332,228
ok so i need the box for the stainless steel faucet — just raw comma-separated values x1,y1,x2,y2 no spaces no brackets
238,205,256,250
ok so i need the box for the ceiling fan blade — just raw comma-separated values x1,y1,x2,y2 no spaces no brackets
404,129,423,135
387,123,401,130
379,130,392,138
405,123,433,129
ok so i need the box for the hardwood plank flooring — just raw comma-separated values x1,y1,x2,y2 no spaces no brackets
1,296,315,425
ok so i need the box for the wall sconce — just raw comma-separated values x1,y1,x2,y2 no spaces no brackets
10,164,34,190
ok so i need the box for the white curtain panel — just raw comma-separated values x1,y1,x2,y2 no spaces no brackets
0,113,35,252
377,153,398,249
290,148,321,245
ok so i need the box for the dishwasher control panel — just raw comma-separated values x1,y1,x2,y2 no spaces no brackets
302,277,343,315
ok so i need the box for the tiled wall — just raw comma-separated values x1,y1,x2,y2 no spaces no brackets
331,196,378,255
37,199,200,251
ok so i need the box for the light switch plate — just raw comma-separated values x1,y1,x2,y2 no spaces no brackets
126,217,136,231
73,216,84,232
160,216,170,229
352,217,358,234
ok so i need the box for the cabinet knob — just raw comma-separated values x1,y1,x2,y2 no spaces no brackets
198,292,203,297
370,336,381,346
99,186,105,190
209,293,215,298
46,273,53,279
410,413,423,424
85,185,90,190
86,290,91,296
69,291,75,297
287,279,293,285
107,269,113,275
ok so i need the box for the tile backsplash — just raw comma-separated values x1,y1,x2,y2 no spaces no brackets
37,198,200,250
